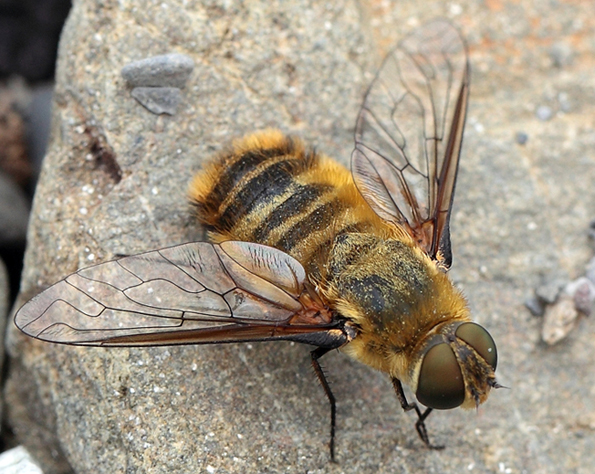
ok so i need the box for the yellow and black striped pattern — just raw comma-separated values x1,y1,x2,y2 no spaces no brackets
189,130,395,280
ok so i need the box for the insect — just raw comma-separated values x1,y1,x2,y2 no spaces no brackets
15,20,499,461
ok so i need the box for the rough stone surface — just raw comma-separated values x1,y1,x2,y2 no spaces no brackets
130,87,182,115
4,1,595,474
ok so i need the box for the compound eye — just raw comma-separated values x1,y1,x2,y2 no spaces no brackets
456,322,498,370
416,343,465,409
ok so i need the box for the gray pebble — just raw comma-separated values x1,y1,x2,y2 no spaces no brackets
549,42,574,68
535,275,568,304
121,54,194,88
515,131,528,145
558,92,571,113
588,220,595,241
536,105,553,121
131,87,182,115
566,277,595,316
525,295,545,317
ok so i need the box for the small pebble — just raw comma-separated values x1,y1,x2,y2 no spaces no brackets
558,92,571,113
588,220,595,241
541,294,579,345
121,53,195,88
535,276,567,304
566,277,595,316
536,105,553,121
549,42,574,68
131,87,182,115
525,295,545,317
515,131,528,145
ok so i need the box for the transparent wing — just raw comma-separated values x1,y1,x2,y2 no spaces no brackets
15,241,336,346
352,20,469,268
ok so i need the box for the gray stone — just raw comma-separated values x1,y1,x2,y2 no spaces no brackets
549,41,575,68
566,277,595,316
524,295,544,316
130,86,182,115
535,104,553,121
5,1,595,474
535,274,568,304
515,131,528,145
121,53,194,88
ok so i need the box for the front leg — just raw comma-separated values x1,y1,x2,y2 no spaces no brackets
311,346,337,462
391,378,444,450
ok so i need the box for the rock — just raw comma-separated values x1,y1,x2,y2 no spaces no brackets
515,131,528,145
5,1,595,473
0,446,44,474
541,294,580,345
549,41,575,68
121,53,195,88
566,277,595,316
130,86,182,115
524,294,544,316
535,274,568,305
535,105,553,121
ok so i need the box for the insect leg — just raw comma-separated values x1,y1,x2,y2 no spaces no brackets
311,346,337,462
391,378,444,450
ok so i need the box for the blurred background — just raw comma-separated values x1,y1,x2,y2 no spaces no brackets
0,0,71,302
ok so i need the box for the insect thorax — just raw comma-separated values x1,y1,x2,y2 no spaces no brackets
323,233,470,361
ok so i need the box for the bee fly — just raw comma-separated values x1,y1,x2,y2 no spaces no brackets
15,20,499,460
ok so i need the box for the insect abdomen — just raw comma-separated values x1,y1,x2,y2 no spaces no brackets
189,130,389,276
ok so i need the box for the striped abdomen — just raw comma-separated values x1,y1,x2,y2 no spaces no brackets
189,130,391,280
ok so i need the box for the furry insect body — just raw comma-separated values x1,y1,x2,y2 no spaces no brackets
190,131,487,400
190,130,391,279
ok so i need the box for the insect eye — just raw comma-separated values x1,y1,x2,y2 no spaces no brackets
456,322,498,370
416,343,465,409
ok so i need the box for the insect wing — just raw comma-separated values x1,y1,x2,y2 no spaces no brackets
352,20,469,267
15,241,333,346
